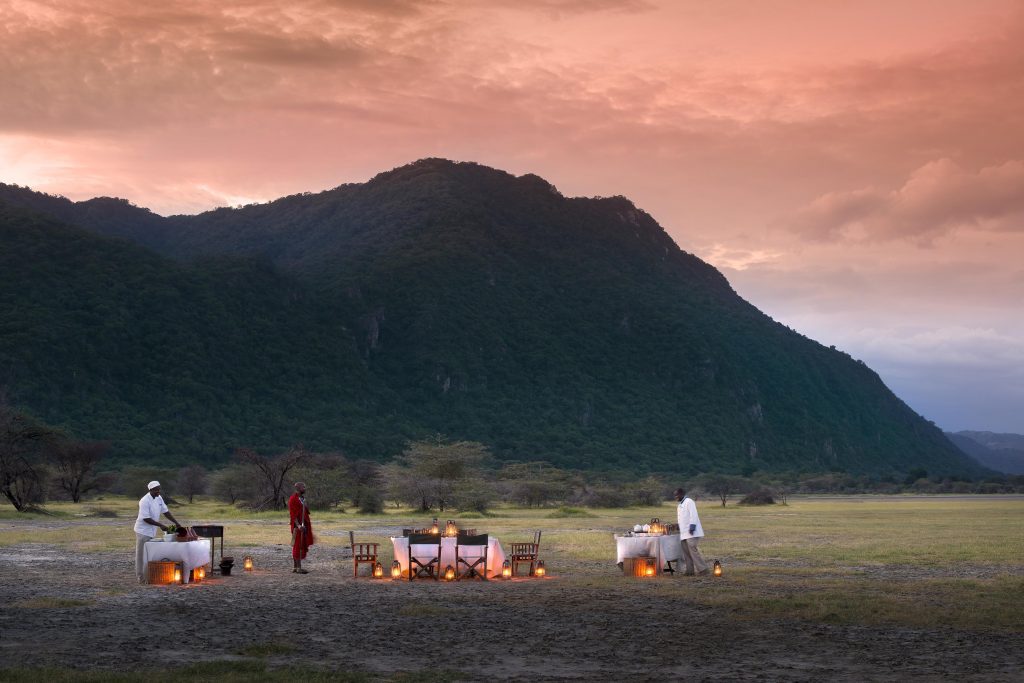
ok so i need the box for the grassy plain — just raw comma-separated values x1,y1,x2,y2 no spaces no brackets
1,494,1021,681
2,494,1021,630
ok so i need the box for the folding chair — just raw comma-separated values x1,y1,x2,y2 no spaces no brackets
349,531,379,578
508,530,541,577
456,533,489,581
407,533,441,580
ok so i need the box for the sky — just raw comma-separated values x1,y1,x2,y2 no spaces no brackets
2,0,1022,434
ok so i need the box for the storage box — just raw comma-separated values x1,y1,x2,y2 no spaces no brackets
623,556,659,577
148,560,182,585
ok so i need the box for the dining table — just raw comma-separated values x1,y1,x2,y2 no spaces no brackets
143,538,212,583
613,533,681,571
390,535,507,578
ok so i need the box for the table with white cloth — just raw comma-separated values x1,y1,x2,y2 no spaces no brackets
613,533,681,570
143,539,212,583
390,536,507,578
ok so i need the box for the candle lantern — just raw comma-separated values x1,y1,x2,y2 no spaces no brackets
644,559,656,577
534,560,546,578
501,559,512,580
391,560,402,579
173,567,182,584
444,520,458,537
444,564,456,581
196,567,205,582
430,518,440,535
713,559,722,577
649,518,664,535
373,561,384,579
243,555,254,572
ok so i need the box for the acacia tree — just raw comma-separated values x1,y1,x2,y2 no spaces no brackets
176,464,208,504
235,445,309,510
385,437,491,512
696,474,749,507
52,440,108,503
0,397,57,511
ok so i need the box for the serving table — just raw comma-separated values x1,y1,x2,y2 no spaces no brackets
614,533,681,571
390,535,507,578
144,538,212,583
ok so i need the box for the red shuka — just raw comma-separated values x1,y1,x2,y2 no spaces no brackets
288,492,314,560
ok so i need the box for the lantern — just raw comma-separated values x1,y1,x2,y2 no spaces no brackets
173,567,182,584
713,559,722,577
444,564,456,581
649,518,664,535
444,520,458,537
644,561,656,577
430,518,440,535
391,560,402,579
373,561,384,579
196,567,205,581
501,559,512,580
534,560,546,578
243,555,254,572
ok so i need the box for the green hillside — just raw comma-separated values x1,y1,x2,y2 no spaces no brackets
0,161,984,476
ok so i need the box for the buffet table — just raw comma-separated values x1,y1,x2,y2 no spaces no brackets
143,539,212,583
614,533,681,568
390,536,507,578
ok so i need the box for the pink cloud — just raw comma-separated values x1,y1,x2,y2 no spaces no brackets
790,159,1024,242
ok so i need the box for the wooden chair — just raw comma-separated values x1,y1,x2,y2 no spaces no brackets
456,533,489,580
508,530,541,577
407,533,441,580
349,531,379,578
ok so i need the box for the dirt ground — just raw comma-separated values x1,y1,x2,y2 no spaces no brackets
1,520,1022,682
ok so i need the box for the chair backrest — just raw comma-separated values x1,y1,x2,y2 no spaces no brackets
408,533,441,547
533,529,542,547
456,533,488,547
349,530,355,549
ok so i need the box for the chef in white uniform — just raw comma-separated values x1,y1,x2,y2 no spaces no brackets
675,487,709,576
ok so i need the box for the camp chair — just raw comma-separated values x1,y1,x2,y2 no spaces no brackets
508,530,541,577
407,533,441,580
349,531,379,578
455,533,489,580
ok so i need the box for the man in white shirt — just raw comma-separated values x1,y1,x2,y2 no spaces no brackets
134,481,183,583
675,487,709,576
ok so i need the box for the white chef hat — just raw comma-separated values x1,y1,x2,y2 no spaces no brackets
147,480,161,490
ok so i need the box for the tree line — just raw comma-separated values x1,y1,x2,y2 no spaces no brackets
4,397,1023,513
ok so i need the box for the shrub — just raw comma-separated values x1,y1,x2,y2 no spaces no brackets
738,488,775,505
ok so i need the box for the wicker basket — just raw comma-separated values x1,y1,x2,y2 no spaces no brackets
623,556,659,577
148,560,182,585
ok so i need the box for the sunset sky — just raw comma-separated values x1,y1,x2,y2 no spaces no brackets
2,0,1022,434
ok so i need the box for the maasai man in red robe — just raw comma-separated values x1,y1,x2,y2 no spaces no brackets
288,482,314,573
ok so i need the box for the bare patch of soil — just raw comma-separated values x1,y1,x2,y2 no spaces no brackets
0,526,1021,681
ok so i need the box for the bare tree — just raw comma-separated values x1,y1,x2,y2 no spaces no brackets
210,465,256,504
176,464,208,504
52,440,108,503
696,474,749,507
235,446,309,510
0,397,57,511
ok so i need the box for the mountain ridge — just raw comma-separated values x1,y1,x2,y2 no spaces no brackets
0,160,986,476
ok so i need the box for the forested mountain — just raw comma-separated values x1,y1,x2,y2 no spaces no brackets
948,432,1024,474
0,160,985,476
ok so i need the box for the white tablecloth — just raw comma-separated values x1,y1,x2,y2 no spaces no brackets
144,539,212,583
390,536,506,578
614,534,681,566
